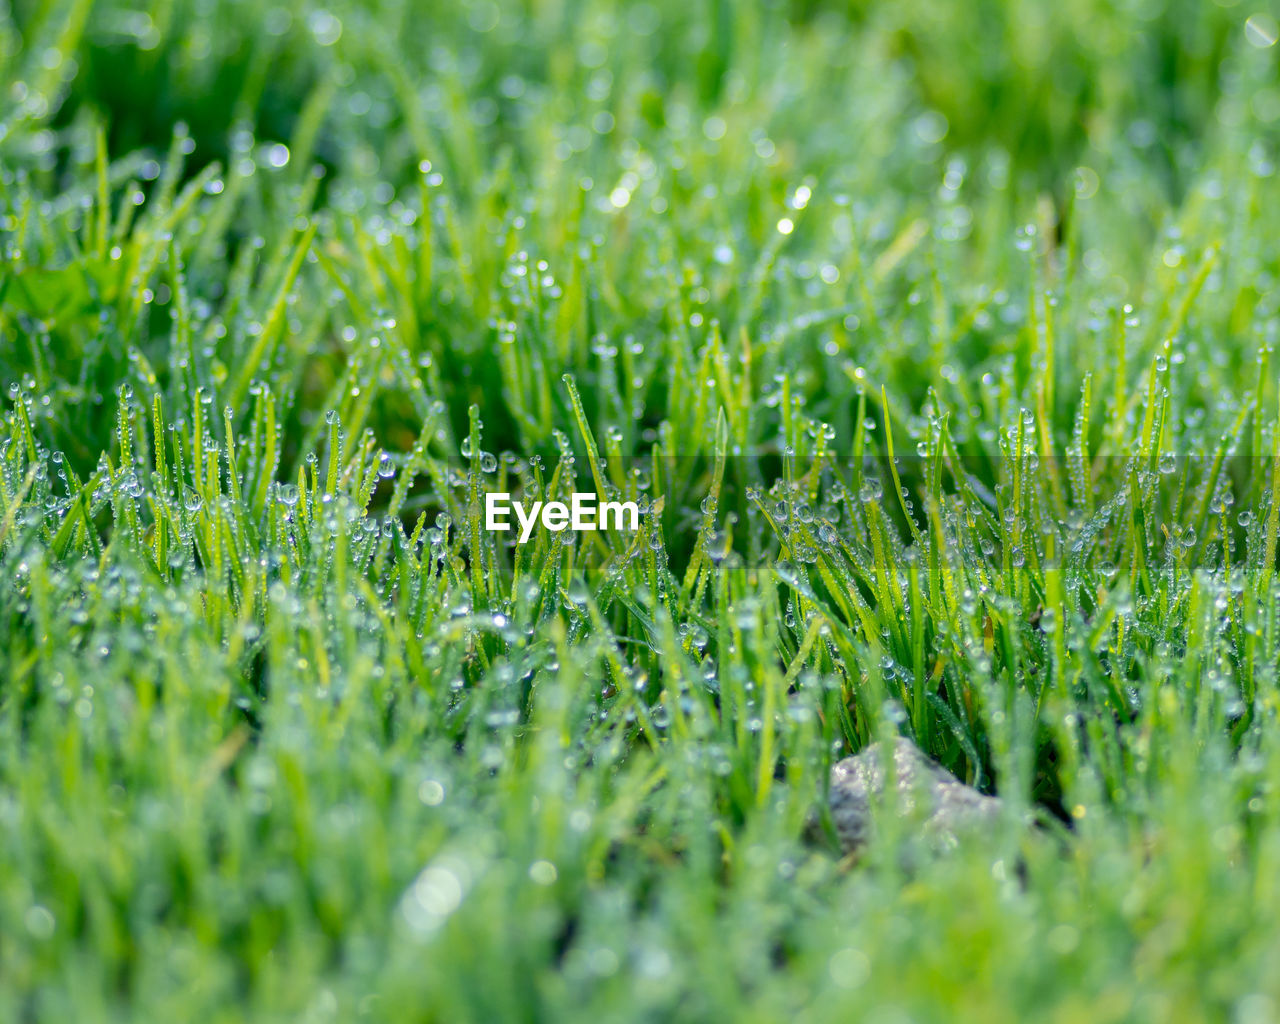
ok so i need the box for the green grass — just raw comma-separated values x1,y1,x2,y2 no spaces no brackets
3,0,1280,1020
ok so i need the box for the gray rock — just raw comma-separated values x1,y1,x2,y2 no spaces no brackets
829,735,1002,855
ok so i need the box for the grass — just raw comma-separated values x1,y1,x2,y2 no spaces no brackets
3,0,1280,1020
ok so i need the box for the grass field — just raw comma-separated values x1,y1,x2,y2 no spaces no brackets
3,1,1280,1020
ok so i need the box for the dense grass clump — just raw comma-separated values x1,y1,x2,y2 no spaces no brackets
4,0,1280,1020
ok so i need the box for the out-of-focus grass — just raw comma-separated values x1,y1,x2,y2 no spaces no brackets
2,1,1280,1021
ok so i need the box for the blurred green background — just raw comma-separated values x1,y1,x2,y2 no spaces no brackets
4,0,1258,182
5,0,1275,216
3,0,1279,467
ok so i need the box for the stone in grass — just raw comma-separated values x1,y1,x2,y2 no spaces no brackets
829,735,1002,855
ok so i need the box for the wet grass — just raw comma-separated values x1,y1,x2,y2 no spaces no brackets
3,1,1280,1020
